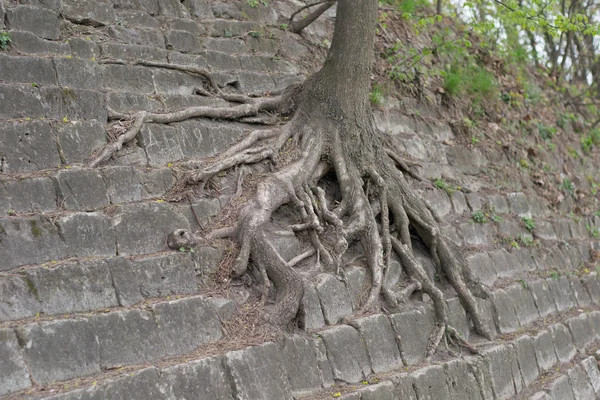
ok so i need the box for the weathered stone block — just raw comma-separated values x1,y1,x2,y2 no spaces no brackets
314,273,352,325
506,284,540,327
0,53,56,85
358,381,395,400
535,220,557,240
565,314,594,351
0,328,32,396
92,309,165,368
182,0,213,18
102,64,154,93
8,30,70,55
390,373,418,400
0,120,59,172
351,314,402,373
153,68,206,95
465,252,497,286
26,260,118,315
6,6,60,40
299,283,325,330
106,256,144,307
446,297,471,340
412,365,451,400
151,296,222,356
18,319,100,384
56,120,108,165
390,306,435,365
482,345,517,400
161,357,234,400
491,289,519,333
129,253,198,298
345,266,367,310
108,25,166,47
102,166,175,204
279,335,323,396
461,222,496,246
533,329,558,372
589,311,600,340
114,203,190,255
568,364,595,400
100,43,167,62
206,297,235,322
58,212,116,257
139,123,184,167
569,277,592,307
319,325,372,383
549,375,576,400
580,357,600,395
552,219,572,241
547,276,576,312
54,57,104,90
487,249,514,278
225,342,293,400
3,177,57,213
236,71,276,94
528,279,558,317
62,0,116,26
444,358,483,400
513,335,539,387
0,275,42,321
165,29,202,53
549,323,577,363
69,37,101,59
506,192,531,217
451,190,469,214
41,87,107,122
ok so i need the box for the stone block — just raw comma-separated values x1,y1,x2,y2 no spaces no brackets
390,306,435,365
54,57,104,90
451,190,469,214
0,53,56,85
533,330,558,372
69,37,101,59
464,355,495,400
6,6,60,39
549,323,577,364
423,188,452,217
482,345,517,400
0,120,59,172
26,260,118,315
206,297,235,322
351,314,402,374
225,342,292,400
514,335,539,387
579,357,600,395
565,314,594,351
549,375,576,400
552,219,572,241
490,289,519,333
535,220,557,240
102,166,175,204
56,120,108,165
444,358,483,400
390,373,418,400
528,279,558,317
188,198,221,228
299,283,325,330
0,216,68,270
99,43,167,62
106,256,144,307
153,68,206,96
547,276,576,312
165,29,202,53
279,335,323,396
40,87,107,122
57,212,116,257
530,392,551,400
345,266,367,310
568,364,595,400
62,0,116,26
460,222,496,246
590,311,600,340
0,328,32,396
513,247,537,271
358,381,395,400
314,273,352,325
8,30,70,55
569,277,592,307
151,296,221,356
161,357,233,400
102,64,155,93
506,284,540,327
139,123,184,167
17,319,100,384
3,177,57,213
507,192,531,217
114,203,190,255
236,71,276,95
92,309,165,368
412,365,451,400
129,253,198,298
0,274,42,321
465,252,497,286
310,337,334,388
446,297,470,340
108,25,166,47
487,249,514,278
319,325,372,383
182,0,213,18
584,273,600,304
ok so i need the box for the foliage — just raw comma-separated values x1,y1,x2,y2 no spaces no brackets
472,210,487,223
370,85,384,106
521,216,535,232
0,32,10,51
433,178,455,196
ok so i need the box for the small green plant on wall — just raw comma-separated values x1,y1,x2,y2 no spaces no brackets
0,32,11,51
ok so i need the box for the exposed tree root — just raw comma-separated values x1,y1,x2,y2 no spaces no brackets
289,0,337,33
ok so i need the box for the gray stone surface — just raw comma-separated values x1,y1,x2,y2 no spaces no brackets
6,5,61,39
447,297,471,340
102,166,175,204
390,306,435,365
549,375,576,400
582,273,600,304
533,329,558,372
569,277,592,307
491,289,520,333
103,64,154,93
55,168,110,211
359,381,395,400
56,121,107,165
58,212,116,257
106,256,145,307
3,176,57,213
412,364,451,400
351,314,402,373
0,274,42,321
464,355,495,400
8,30,70,55
580,357,600,395
225,342,292,400
92,309,165,368
465,252,497,286
530,392,552,400
139,124,183,167
41,87,108,122
18,319,100,384
549,323,577,363
589,311,600,340
161,357,234,400
460,222,496,246
151,296,222,356
391,373,418,400
507,192,531,217
205,297,235,322
312,337,334,388
345,266,367,310
62,0,116,26
568,364,595,400
488,249,515,278
69,37,101,59
506,284,540,327
314,273,353,325
114,203,190,255
278,335,323,396
27,260,118,315
129,253,198,298
319,325,372,383
299,283,325,330
0,328,32,396
565,314,594,351
547,276,576,312
183,0,214,18
514,335,539,387
528,279,558,317
0,121,60,172
444,358,483,400
482,345,518,400
0,53,56,85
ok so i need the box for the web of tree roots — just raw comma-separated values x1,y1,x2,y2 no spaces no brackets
86,0,495,358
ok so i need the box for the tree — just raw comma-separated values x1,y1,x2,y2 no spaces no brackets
90,0,493,357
